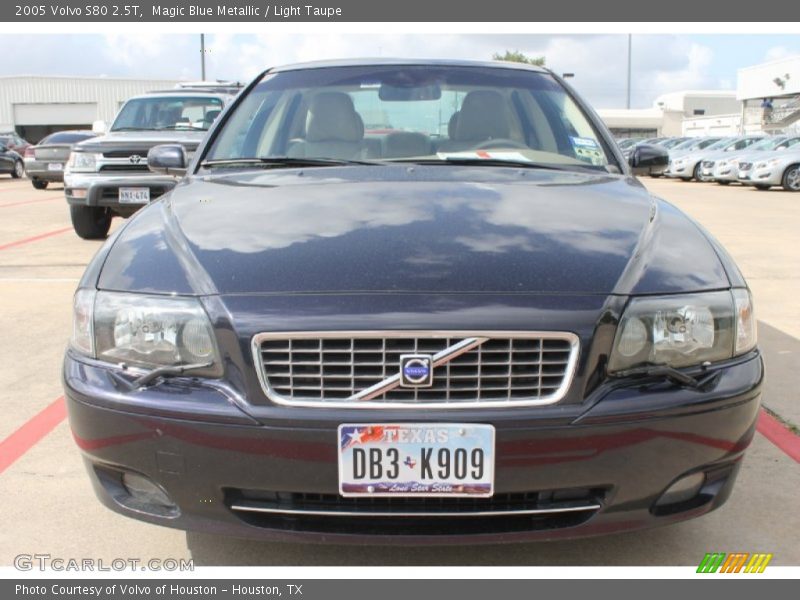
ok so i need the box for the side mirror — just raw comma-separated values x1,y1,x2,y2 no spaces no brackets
147,144,187,176
91,120,107,134
629,143,669,176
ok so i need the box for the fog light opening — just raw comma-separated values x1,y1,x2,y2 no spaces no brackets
654,472,705,510
70,188,88,199
121,472,178,515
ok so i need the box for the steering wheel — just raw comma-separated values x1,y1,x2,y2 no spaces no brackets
473,138,529,150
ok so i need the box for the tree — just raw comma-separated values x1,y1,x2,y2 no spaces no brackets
492,51,545,66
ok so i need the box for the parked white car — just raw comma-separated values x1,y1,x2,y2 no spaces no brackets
746,149,800,191
667,137,734,181
711,136,800,184
735,136,800,185
695,136,766,182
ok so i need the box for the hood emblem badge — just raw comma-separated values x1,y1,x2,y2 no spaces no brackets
399,354,434,388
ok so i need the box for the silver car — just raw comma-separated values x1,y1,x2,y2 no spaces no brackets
712,136,800,185
695,136,766,182
747,149,800,191
667,137,733,181
24,130,97,189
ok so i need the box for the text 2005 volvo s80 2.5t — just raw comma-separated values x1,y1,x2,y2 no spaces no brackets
64,59,761,544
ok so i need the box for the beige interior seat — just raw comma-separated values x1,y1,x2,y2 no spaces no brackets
437,91,512,152
382,131,432,158
288,92,365,160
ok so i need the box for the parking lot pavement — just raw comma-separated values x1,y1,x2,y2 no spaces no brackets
0,175,797,566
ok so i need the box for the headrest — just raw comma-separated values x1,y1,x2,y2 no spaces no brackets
448,111,460,139
453,90,510,142
383,131,431,158
306,92,364,143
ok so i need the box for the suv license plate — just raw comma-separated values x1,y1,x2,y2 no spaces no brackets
47,163,63,171
119,187,150,204
338,423,494,497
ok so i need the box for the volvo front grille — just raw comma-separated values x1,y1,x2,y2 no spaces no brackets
252,331,579,409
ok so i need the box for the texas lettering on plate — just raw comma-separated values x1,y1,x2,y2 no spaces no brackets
338,423,495,497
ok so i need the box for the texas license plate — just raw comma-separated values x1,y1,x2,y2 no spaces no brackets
119,187,150,204
338,423,494,497
47,163,63,171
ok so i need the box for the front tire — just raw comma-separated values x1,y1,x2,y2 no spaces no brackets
717,180,730,185
692,164,702,181
11,160,24,179
755,184,771,191
70,205,112,240
781,164,800,191
32,179,48,190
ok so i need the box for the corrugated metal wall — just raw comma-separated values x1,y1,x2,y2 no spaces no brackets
0,76,181,129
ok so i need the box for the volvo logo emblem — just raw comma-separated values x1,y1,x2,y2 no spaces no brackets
129,154,143,164
399,354,434,388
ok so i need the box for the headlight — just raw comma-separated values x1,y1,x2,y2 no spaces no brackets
67,151,101,172
609,290,756,373
70,290,222,377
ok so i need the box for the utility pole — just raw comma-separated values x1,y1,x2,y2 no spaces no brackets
200,34,206,81
626,34,632,109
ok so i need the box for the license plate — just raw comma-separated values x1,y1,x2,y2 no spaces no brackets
338,423,495,497
119,187,150,204
47,163,63,171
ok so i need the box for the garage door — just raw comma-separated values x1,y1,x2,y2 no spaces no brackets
13,103,98,126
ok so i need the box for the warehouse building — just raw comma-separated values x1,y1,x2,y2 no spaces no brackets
0,76,181,142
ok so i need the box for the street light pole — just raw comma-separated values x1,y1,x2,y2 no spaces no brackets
626,34,632,109
200,34,206,81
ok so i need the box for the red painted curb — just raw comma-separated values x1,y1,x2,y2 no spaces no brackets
757,409,800,463
0,227,72,251
0,396,66,474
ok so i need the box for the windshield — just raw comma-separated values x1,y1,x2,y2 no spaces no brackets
40,132,94,144
112,95,224,131
204,65,615,171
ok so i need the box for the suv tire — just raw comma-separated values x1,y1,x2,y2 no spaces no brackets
70,205,112,239
32,179,48,190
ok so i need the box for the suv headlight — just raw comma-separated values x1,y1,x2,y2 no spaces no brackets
67,151,101,173
70,290,222,377
609,290,756,373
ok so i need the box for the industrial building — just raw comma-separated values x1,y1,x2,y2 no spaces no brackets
0,76,180,142
600,55,800,138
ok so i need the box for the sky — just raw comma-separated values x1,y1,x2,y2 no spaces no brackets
2,33,799,109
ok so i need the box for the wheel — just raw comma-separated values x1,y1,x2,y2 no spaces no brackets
717,180,730,185
649,173,663,178
70,205,112,240
692,164,702,181
11,160,24,179
781,164,800,191
754,184,771,191
32,179,48,190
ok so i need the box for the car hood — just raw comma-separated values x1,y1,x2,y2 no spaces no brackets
76,130,206,152
97,166,730,296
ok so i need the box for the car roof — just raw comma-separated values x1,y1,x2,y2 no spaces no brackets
125,91,235,101
269,57,550,74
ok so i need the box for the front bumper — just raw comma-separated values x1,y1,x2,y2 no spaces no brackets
64,171,177,212
24,159,66,182
749,167,783,187
665,160,692,178
712,164,738,182
63,350,763,544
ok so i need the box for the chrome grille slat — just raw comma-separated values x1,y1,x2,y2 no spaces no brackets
253,331,579,409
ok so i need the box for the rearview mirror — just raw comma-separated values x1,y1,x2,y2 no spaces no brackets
147,144,187,176
379,83,442,101
629,143,669,176
92,120,107,134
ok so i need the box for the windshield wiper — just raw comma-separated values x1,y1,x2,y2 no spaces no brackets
612,365,720,390
110,127,151,132
156,125,204,131
201,157,385,169
389,157,592,171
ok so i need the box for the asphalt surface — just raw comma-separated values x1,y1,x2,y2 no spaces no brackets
0,175,797,566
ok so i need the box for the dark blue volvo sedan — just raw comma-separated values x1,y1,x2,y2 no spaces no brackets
63,59,762,544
